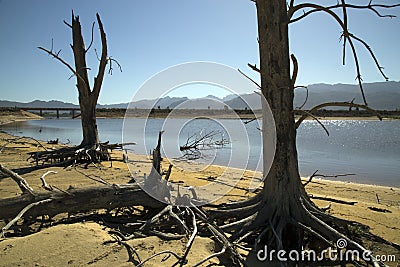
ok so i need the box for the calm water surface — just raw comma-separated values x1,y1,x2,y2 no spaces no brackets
2,118,399,187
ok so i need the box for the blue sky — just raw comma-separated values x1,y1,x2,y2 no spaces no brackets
0,0,399,104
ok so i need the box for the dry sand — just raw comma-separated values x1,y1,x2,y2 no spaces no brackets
0,114,399,266
0,109,42,126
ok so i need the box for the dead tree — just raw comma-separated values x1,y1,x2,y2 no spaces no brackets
179,130,229,160
206,1,400,266
38,12,120,152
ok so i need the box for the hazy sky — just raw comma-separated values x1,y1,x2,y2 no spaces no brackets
0,0,399,104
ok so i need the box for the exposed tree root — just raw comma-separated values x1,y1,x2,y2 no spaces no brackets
203,190,396,267
1,138,135,175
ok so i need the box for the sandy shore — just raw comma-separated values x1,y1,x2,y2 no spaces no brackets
0,109,43,125
0,116,399,266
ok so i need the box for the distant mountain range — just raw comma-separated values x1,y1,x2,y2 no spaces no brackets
1,81,399,110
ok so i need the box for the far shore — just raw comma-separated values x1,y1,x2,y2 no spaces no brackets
1,108,399,124
0,109,42,125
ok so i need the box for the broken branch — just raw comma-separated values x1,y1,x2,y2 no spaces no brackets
238,69,261,89
295,101,382,128
0,164,34,196
309,195,357,205
1,198,52,238
40,171,57,191
0,184,163,221
37,46,89,92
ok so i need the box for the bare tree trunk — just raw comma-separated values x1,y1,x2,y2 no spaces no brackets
216,2,398,265
256,0,305,251
70,12,107,148
79,96,99,147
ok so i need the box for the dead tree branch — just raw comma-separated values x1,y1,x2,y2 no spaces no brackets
294,85,309,109
295,101,382,128
37,46,89,92
290,54,298,89
92,13,108,100
248,63,260,73
304,170,356,186
85,22,95,53
107,57,123,75
287,2,397,105
309,195,357,205
0,184,163,221
1,198,53,238
179,130,229,160
0,164,34,196
40,171,57,191
0,136,48,153
348,32,389,81
136,250,182,267
192,246,226,267
295,110,330,135
238,69,261,89
288,2,400,22
179,208,197,266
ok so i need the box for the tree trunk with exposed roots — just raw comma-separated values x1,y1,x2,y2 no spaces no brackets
214,1,394,265
71,13,107,148
39,12,108,149
251,0,306,252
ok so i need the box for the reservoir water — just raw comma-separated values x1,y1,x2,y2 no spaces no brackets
1,118,399,187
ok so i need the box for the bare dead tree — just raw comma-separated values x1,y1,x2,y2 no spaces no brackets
204,1,400,266
179,130,229,160
38,12,121,155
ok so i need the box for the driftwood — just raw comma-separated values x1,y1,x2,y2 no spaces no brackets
0,164,34,196
25,142,136,169
368,206,391,213
47,138,59,145
0,135,164,232
0,184,163,221
1,198,53,237
309,194,357,205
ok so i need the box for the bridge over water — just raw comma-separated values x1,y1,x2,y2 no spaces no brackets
21,107,81,118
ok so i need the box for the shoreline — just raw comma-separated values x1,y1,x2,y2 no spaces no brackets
1,129,399,234
2,120,398,188
1,108,398,123
0,127,399,266
0,124,398,196
1,113,399,188
0,110,43,126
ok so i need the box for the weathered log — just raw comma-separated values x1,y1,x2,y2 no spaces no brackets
309,194,357,205
0,183,163,221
